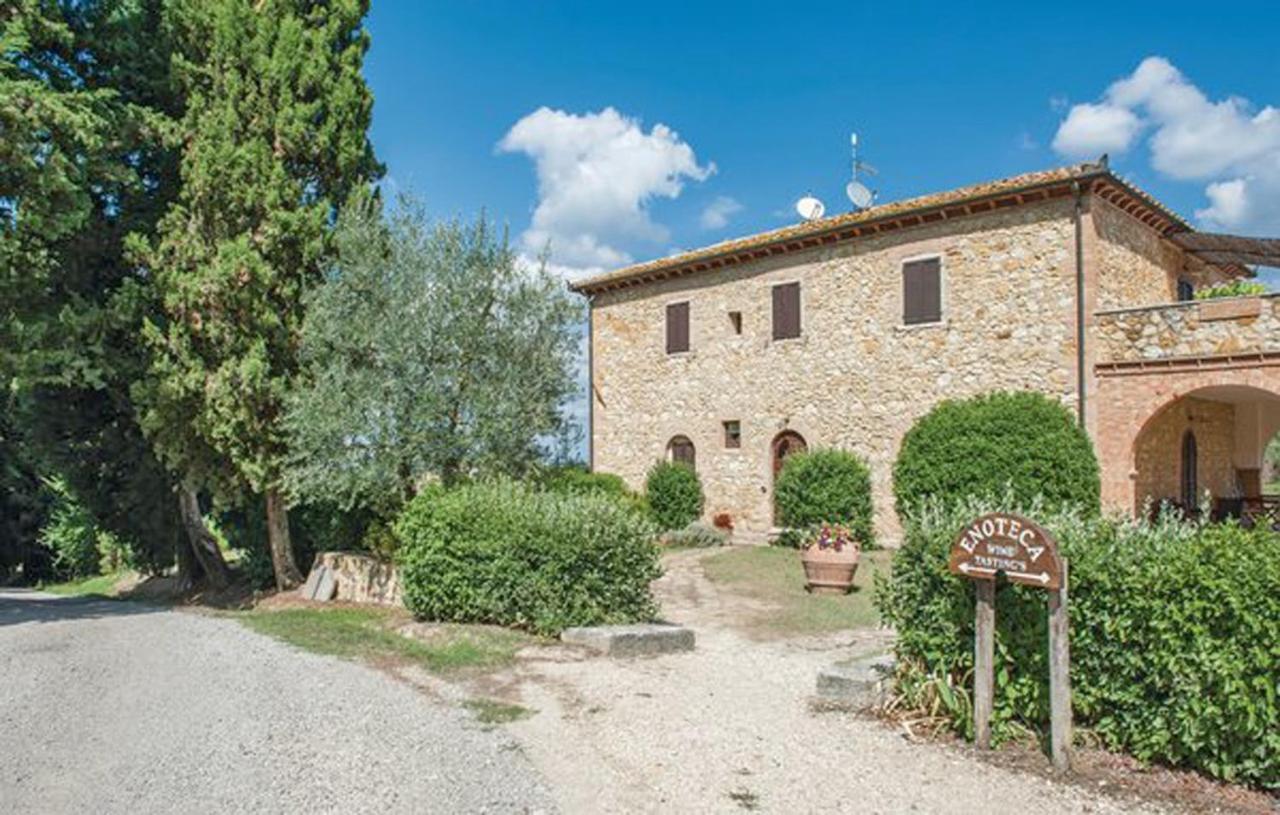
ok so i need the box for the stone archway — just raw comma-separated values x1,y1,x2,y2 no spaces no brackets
1095,365,1280,517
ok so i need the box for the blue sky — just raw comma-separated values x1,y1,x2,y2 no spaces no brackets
363,1,1279,284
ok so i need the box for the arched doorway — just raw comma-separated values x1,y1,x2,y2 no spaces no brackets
1180,430,1198,510
1129,384,1280,520
771,430,807,524
667,435,696,470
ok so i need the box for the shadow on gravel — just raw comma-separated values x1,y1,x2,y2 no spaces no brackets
0,589,165,628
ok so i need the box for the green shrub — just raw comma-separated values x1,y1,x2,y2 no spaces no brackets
774,449,874,547
37,477,101,579
645,461,703,531
1194,280,1268,300
662,520,728,548
538,465,628,497
395,481,661,636
358,521,399,560
893,391,1100,517
877,500,1280,787
95,530,134,574
537,465,649,516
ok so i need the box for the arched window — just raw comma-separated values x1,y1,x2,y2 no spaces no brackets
667,435,696,469
1181,430,1198,509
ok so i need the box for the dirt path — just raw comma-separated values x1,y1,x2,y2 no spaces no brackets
491,548,1164,815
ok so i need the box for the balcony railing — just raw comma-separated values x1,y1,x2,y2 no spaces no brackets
1093,294,1280,366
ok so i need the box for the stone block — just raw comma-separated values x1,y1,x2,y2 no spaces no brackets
311,567,336,602
298,567,323,600
310,551,402,606
560,623,695,657
816,653,895,706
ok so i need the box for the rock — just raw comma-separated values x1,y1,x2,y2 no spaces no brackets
560,623,695,657
311,567,337,602
816,653,895,706
298,567,323,600
309,552,402,606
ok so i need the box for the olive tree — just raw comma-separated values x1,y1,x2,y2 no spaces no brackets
283,197,583,516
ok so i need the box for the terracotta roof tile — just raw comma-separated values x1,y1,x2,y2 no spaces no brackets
570,162,1196,294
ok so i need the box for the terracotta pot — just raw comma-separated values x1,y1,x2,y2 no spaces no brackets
800,544,860,594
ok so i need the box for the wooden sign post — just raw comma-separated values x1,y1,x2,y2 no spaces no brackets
948,512,1072,771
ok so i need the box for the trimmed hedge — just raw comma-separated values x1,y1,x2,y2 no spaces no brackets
774,449,874,547
645,461,703,531
876,501,1280,787
893,391,1100,516
537,465,629,498
536,465,649,516
395,481,661,636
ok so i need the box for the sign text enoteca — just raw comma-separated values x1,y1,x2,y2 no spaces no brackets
948,512,1072,771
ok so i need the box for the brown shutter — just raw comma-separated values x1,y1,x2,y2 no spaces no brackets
903,258,941,325
772,282,801,340
666,302,690,353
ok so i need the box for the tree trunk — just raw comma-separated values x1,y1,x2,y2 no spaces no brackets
265,489,303,590
178,487,232,590
174,523,199,594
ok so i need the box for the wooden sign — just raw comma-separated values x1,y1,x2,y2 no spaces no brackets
950,512,1073,772
948,512,1063,590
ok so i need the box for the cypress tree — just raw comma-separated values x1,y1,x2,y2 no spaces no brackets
135,0,380,588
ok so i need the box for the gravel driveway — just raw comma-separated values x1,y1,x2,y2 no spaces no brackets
492,549,1167,815
0,589,554,815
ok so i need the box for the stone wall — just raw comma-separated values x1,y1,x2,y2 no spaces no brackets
1132,397,1237,508
1094,295,1280,363
590,199,1082,543
1090,196,1230,310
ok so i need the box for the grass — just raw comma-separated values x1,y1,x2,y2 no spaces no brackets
235,606,533,674
39,571,126,597
463,698,535,724
701,545,890,637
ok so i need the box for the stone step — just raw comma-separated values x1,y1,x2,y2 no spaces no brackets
816,653,895,706
560,623,695,657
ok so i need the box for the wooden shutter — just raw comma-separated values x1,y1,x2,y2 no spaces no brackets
772,282,801,340
903,258,941,325
666,302,690,353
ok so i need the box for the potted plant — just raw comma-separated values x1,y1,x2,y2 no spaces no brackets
799,524,860,594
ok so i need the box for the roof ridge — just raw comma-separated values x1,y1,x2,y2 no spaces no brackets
570,161,1193,294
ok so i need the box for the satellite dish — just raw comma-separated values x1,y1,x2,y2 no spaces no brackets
795,195,825,221
846,181,874,209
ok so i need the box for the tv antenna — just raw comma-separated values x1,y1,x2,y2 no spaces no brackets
846,132,878,211
795,194,826,222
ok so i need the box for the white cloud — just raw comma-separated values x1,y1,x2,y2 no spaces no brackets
1051,102,1143,157
1052,56,1280,233
699,195,743,230
499,106,714,268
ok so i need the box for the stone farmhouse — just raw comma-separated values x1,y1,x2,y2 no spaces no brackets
571,160,1280,542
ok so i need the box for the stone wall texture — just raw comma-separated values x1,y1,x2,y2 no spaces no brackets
312,551,403,606
589,190,1269,542
1094,295,1280,363
592,200,1088,543
1090,196,1229,311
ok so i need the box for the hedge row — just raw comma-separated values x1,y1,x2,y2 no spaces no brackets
876,501,1280,787
395,481,661,636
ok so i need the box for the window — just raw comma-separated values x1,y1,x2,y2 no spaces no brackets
1180,430,1198,509
666,302,690,354
728,311,743,335
667,435,696,469
771,282,801,340
1177,278,1195,302
723,420,741,449
903,257,942,325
